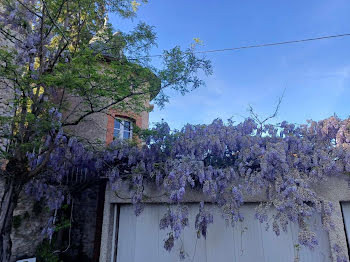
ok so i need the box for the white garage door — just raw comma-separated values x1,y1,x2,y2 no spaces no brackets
114,204,331,262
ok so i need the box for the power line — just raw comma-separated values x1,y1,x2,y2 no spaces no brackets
130,33,350,59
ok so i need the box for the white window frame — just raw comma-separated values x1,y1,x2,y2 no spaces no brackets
113,118,133,140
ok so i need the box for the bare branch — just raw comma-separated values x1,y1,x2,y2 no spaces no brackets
260,89,285,125
248,88,285,133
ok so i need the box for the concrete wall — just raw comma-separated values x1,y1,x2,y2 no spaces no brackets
99,174,350,262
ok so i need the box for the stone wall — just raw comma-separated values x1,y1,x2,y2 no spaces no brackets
0,19,15,154
6,180,104,262
0,31,46,260
9,191,51,262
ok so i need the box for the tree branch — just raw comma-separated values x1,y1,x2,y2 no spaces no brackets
62,91,147,127
42,0,69,43
16,0,42,19
0,28,25,46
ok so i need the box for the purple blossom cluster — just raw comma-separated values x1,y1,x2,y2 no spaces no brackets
298,230,318,249
163,158,197,202
195,201,213,238
0,0,45,70
25,119,97,211
159,205,189,251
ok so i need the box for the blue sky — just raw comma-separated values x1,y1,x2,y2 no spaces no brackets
109,0,350,129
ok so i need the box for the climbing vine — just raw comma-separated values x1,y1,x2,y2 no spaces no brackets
25,115,350,260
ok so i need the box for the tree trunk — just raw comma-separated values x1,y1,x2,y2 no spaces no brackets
0,178,21,262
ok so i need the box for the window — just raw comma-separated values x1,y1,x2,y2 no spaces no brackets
110,204,331,262
114,118,133,140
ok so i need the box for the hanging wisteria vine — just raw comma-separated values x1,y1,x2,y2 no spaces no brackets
25,114,350,261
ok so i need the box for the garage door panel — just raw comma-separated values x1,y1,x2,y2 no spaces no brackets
182,206,207,262
206,206,235,262
233,205,266,262
259,220,295,262
116,205,136,262
133,205,159,262
115,204,331,262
